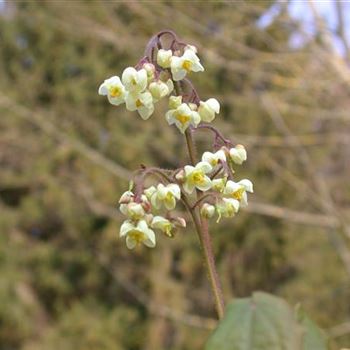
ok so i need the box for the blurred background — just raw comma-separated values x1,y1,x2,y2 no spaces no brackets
0,1,350,349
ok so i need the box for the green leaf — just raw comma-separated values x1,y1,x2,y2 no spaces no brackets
296,307,328,350
205,292,328,350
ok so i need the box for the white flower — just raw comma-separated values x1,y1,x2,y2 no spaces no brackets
200,203,215,219
202,150,226,167
119,202,145,221
198,98,220,122
166,103,201,133
157,49,173,68
183,161,212,194
150,183,181,210
170,50,204,81
216,198,240,222
151,216,175,237
229,145,247,165
98,76,126,106
144,186,157,200
120,220,156,249
122,67,148,93
212,177,227,192
149,80,170,101
223,179,253,207
125,91,154,120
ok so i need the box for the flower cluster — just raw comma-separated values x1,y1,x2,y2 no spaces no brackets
98,31,254,250
177,145,253,222
118,184,185,249
99,38,220,134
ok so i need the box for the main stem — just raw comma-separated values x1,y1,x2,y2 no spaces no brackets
172,80,224,318
184,128,225,319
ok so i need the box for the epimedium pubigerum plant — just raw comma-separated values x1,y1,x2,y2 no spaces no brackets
98,30,252,320
98,31,330,350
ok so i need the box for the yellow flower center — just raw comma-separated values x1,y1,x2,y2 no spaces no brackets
192,171,205,184
129,230,145,244
109,86,121,97
136,99,143,108
176,113,190,125
232,187,245,200
131,78,137,86
182,60,192,72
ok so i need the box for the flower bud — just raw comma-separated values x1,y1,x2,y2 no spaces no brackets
149,80,169,101
119,190,134,204
157,49,172,68
175,169,185,183
185,44,198,53
169,95,182,109
172,216,186,228
143,63,156,82
200,203,215,219
124,202,145,220
229,145,247,165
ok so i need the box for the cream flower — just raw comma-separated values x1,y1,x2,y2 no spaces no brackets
223,179,253,207
202,150,226,167
98,76,126,106
157,49,173,68
119,202,145,221
143,63,156,82
198,98,220,122
122,67,148,93
149,80,170,102
170,49,204,81
125,91,154,120
169,95,182,109
200,203,215,219
212,177,227,192
183,161,212,194
120,220,156,249
150,183,181,210
151,216,175,237
229,145,247,165
216,198,240,222
166,103,201,133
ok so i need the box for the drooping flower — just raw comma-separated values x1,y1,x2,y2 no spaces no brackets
202,150,226,167
216,198,240,222
151,216,175,237
229,145,247,165
122,67,148,93
166,103,201,133
120,220,156,249
200,203,216,219
170,49,204,81
149,183,181,210
183,161,212,194
157,49,173,68
125,91,154,120
198,98,220,122
223,179,253,207
98,76,126,106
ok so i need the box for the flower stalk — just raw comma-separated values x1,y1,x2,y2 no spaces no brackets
98,30,254,321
